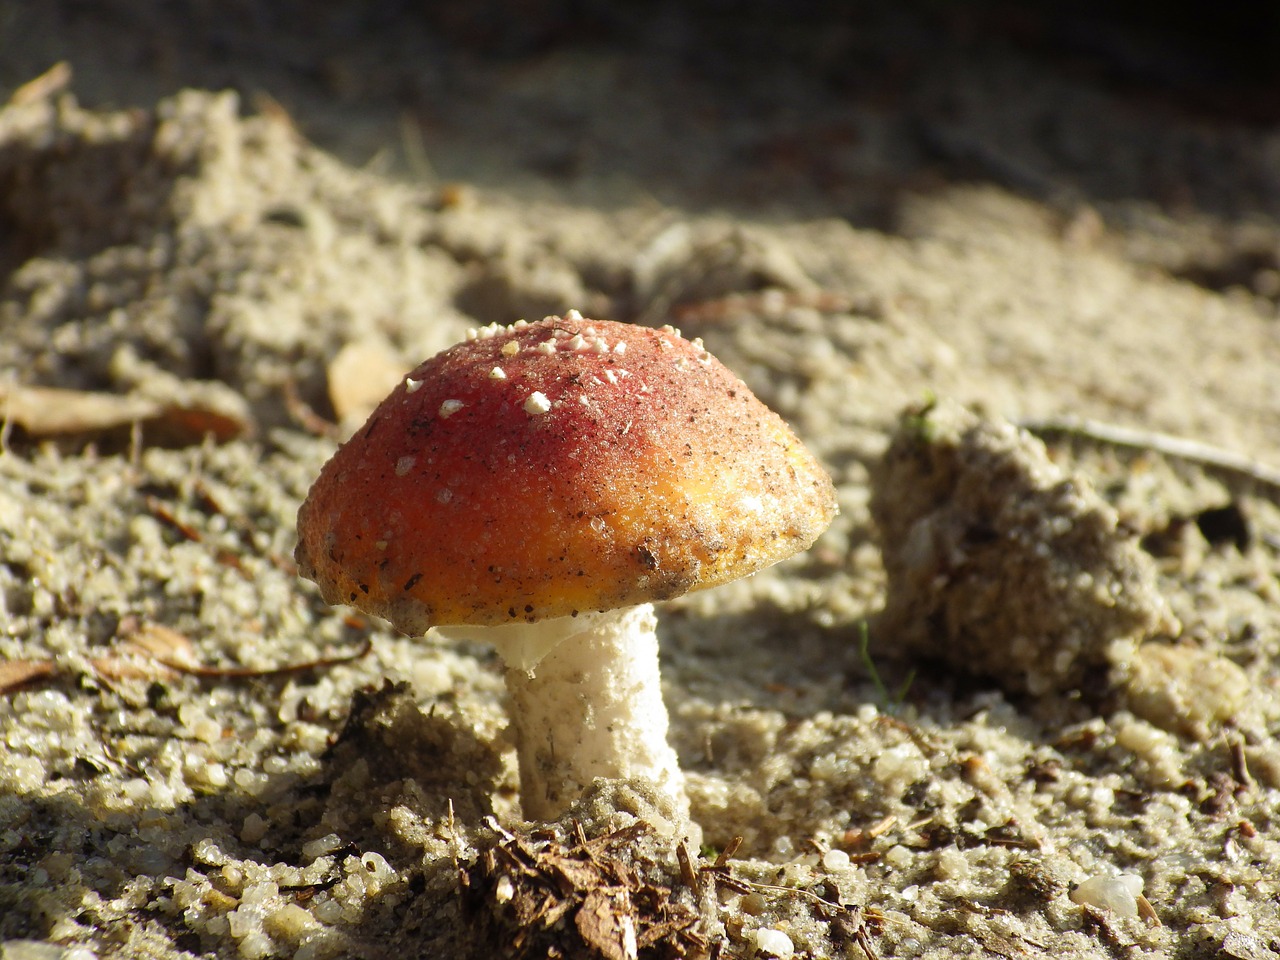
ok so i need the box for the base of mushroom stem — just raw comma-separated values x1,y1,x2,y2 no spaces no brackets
553,776,703,848
502,603,689,823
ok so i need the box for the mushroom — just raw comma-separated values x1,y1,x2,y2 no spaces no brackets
295,312,836,822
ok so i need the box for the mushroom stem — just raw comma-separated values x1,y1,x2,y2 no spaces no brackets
501,603,686,821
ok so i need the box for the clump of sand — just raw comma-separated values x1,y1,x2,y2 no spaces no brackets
870,398,1178,695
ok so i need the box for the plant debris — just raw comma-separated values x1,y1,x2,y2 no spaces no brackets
0,382,252,448
461,819,701,959
326,339,407,429
1021,415,1280,496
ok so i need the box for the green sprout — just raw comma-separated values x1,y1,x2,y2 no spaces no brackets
858,620,915,714
902,391,939,444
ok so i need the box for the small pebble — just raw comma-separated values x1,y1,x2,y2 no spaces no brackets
240,813,270,844
1069,873,1144,917
883,845,912,870
822,848,851,871
263,902,318,942
752,928,795,959
302,834,344,860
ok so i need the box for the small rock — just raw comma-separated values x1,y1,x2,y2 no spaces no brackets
1221,931,1275,960
1069,873,1144,917
752,928,795,959
0,943,85,960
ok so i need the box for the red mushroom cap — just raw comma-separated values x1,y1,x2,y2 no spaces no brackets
295,316,837,633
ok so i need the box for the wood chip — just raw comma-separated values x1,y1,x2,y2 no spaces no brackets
576,887,638,960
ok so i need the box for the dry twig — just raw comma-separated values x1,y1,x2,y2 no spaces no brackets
1020,415,1280,495
0,622,372,695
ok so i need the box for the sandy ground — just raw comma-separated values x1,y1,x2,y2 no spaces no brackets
2,4,1279,959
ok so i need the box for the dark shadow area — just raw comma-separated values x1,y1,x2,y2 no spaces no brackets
321,678,506,824
0,132,171,269
0,676,505,954
3,1,1278,226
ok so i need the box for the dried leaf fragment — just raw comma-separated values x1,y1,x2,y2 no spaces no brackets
119,622,202,670
0,384,158,435
0,659,58,694
327,340,407,427
0,383,251,446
